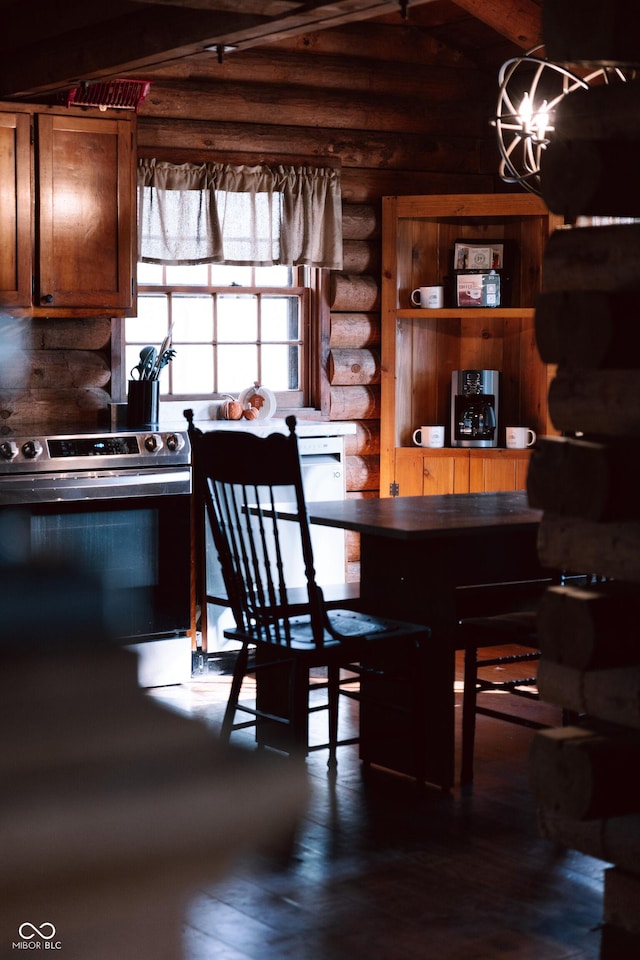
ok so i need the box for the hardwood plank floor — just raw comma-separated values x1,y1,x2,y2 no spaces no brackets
148,651,606,960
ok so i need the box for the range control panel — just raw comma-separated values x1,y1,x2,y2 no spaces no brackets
0,431,190,473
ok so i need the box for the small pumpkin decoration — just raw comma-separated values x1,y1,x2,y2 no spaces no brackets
220,397,243,420
238,381,276,420
242,404,259,420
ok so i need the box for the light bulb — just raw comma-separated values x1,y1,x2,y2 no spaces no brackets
517,91,533,130
533,100,549,142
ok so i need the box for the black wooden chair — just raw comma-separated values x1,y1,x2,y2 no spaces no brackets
458,604,543,789
457,576,588,788
190,414,431,774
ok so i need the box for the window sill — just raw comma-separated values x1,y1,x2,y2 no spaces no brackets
159,398,325,424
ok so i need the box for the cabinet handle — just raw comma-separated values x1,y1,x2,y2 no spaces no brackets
41,294,54,304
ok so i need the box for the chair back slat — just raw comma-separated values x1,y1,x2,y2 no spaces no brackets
195,416,327,647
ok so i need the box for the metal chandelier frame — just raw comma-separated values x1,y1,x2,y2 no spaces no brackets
494,47,630,196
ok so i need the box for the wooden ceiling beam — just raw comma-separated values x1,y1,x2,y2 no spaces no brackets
0,4,266,98
127,1,317,10
216,1,439,49
0,0,438,98
452,0,542,50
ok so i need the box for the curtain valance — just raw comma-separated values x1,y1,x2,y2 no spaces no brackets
137,159,343,269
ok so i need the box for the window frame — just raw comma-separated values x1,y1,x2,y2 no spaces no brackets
112,263,328,415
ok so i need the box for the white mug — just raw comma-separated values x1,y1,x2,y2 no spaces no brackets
506,426,536,449
410,285,443,309
412,425,445,448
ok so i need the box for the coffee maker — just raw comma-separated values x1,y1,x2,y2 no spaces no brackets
451,369,499,447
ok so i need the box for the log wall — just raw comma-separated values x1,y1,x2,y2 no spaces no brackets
0,318,112,431
529,3,640,954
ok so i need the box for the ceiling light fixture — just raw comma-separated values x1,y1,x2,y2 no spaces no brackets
204,43,238,63
494,47,629,196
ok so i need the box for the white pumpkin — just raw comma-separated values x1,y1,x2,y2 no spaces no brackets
238,382,276,420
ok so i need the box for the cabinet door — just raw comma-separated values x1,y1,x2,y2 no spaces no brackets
394,447,469,496
36,114,135,310
422,451,470,495
0,111,31,307
469,450,531,492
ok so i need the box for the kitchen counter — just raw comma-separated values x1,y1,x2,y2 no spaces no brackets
160,401,356,438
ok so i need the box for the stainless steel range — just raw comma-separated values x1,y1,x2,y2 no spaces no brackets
0,427,193,686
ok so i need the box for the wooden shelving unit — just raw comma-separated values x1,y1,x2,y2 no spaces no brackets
380,193,562,497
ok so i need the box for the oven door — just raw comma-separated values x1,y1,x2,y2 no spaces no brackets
0,468,192,645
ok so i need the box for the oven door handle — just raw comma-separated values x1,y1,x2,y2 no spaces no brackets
0,468,192,503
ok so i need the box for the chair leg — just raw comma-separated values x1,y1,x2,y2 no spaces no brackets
220,641,250,743
411,633,430,787
327,663,340,772
286,660,311,762
461,644,478,788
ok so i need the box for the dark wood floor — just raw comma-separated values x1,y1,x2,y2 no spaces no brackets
148,650,606,960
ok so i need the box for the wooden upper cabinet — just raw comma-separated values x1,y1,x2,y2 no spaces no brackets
380,193,562,498
36,113,135,312
0,103,136,317
0,111,32,306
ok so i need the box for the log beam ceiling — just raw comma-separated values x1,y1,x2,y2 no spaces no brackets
0,0,541,99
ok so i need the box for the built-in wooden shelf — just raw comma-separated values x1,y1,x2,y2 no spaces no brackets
380,193,562,497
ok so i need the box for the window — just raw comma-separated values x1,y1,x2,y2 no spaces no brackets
119,260,317,408
114,158,341,410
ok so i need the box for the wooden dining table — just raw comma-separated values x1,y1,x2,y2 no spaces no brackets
302,490,547,791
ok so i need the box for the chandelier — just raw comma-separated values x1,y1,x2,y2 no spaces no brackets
494,48,629,196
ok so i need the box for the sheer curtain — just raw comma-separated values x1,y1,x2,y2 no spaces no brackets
137,159,343,269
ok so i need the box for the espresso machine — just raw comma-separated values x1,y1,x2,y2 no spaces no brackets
451,369,499,447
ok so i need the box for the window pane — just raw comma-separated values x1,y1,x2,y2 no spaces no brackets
262,343,300,391
165,263,208,286
125,296,168,342
210,264,249,286
137,262,163,285
171,344,214,394
218,295,257,342
255,265,292,287
217,345,257,392
172,295,213,341
262,296,299,341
